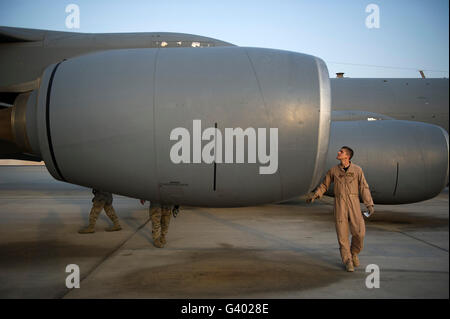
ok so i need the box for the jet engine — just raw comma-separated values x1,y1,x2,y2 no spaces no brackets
0,47,331,207
324,120,449,204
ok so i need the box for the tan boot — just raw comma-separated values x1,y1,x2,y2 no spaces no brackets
352,254,360,267
78,225,95,234
153,237,164,248
160,235,166,245
345,260,354,272
78,205,101,234
104,205,122,232
105,224,122,232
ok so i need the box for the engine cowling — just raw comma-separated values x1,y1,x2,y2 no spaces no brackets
324,120,449,204
11,47,331,207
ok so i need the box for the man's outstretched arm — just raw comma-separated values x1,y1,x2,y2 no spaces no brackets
307,169,333,203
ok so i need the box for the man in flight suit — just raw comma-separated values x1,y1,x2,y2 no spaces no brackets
307,146,374,272
78,189,122,234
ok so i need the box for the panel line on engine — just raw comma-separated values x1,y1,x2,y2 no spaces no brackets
393,162,399,196
213,122,217,191
392,162,398,196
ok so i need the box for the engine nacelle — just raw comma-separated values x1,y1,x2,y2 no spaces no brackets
19,47,331,206
324,120,449,204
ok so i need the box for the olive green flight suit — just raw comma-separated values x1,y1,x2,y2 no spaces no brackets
313,162,374,264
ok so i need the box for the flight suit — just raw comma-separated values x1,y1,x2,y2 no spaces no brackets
150,203,172,248
313,162,374,264
79,190,121,233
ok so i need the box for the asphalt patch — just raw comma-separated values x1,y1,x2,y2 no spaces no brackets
114,249,347,298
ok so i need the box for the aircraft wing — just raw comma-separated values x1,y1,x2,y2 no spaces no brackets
0,26,235,92
0,28,448,206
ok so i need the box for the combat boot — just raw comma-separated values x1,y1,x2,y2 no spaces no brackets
104,205,122,232
78,207,100,234
78,225,95,234
160,235,166,245
352,254,360,267
105,223,122,232
345,260,354,272
153,237,164,248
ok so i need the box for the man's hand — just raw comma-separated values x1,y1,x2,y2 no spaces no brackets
306,193,318,203
367,205,375,216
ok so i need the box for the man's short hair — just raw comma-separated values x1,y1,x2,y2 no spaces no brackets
341,146,354,159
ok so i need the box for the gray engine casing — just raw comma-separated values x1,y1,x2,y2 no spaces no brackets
323,120,449,204
27,47,331,207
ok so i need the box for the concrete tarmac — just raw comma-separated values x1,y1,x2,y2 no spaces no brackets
0,166,448,298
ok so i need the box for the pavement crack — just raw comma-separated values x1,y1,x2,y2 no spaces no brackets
396,230,448,252
370,225,448,253
59,217,151,299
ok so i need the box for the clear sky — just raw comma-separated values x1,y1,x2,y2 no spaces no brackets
0,0,448,78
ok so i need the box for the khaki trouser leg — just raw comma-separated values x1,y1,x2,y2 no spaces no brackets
89,204,102,225
79,201,103,233
334,199,352,264
104,204,122,231
150,206,162,242
104,204,120,225
160,206,172,245
349,197,365,256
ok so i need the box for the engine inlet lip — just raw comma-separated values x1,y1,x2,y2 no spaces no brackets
45,61,66,182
